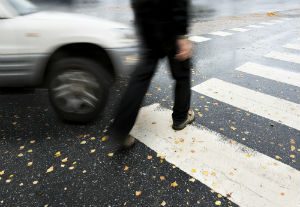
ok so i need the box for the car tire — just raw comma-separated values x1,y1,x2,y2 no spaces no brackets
48,57,112,123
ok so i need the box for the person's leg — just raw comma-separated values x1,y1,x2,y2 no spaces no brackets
110,52,159,143
167,53,191,124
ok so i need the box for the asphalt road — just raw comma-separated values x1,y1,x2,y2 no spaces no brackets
1,1,300,207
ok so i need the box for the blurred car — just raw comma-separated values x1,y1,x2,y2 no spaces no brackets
0,0,139,122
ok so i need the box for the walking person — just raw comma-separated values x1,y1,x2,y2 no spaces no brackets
110,0,194,149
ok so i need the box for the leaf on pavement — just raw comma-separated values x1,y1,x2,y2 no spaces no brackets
161,201,167,206
215,200,221,206
61,158,68,163
55,151,61,157
135,191,142,197
171,181,178,188
46,166,54,173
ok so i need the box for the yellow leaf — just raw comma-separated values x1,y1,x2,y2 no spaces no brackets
211,172,216,176
19,146,25,150
107,153,114,157
55,151,61,158
17,153,24,157
147,155,153,160
90,149,96,153
124,165,129,171
80,140,87,145
189,178,196,182
171,181,178,188
191,169,197,173
275,155,282,160
135,191,142,197
101,136,108,142
217,194,222,198
290,154,295,159
61,157,68,163
160,176,166,181
161,201,167,206
27,149,33,153
27,162,33,167
69,166,75,170
0,170,4,176
202,171,209,176
30,140,36,144
230,126,237,131
90,137,96,140
245,154,252,158
291,145,296,151
215,200,221,206
33,180,38,185
46,166,54,173
267,12,276,16
6,179,12,183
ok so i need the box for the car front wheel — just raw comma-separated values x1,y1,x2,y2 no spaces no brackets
48,57,111,122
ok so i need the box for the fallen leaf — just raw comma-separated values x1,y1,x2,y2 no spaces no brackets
61,164,65,168
189,178,196,182
19,146,25,150
171,181,178,188
27,162,33,167
217,194,222,198
124,165,129,171
290,154,295,159
33,180,38,185
290,138,296,145
191,169,197,173
245,154,252,158
90,137,96,140
215,200,221,206
202,171,209,176
6,179,12,183
0,170,4,176
83,170,87,174
267,12,276,16
27,149,33,153
230,126,237,131
90,149,96,153
30,140,36,144
161,201,166,206
61,158,68,163
280,192,285,196
291,146,296,151
147,155,153,160
135,191,142,197
101,136,108,142
107,153,114,157
160,176,166,181
46,166,54,173
69,166,75,170
80,140,87,145
54,151,61,157
275,155,282,160
211,172,216,176
17,153,24,157
19,183,24,186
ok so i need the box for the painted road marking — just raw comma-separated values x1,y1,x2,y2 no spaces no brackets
131,104,300,207
284,43,300,51
209,31,233,37
247,25,264,28
260,22,276,25
229,28,250,32
265,51,300,64
236,62,300,88
271,20,284,23
192,78,300,130
189,36,211,43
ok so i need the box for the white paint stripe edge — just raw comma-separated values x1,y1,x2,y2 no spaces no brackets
192,78,300,130
260,22,276,25
229,28,250,32
131,104,300,207
265,51,300,64
284,43,300,51
189,36,211,43
209,31,233,36
236,62,300,87
247,25,264,28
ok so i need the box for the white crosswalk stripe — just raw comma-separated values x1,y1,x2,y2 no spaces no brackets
284,43,300,51
247,25,264,28
260,22,276,25
192,78,300,130
229,28,250,32
131,104,300,207
265,51,300,64
209,31,233,37
236,62,300,87
189,36,211,43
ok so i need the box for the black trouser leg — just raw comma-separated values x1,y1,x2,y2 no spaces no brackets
110,52,159,141
168,55,191,124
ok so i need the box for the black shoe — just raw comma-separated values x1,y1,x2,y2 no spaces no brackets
172,110,195,130
121,135,136,149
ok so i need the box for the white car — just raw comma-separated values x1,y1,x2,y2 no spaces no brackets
0,0,139,122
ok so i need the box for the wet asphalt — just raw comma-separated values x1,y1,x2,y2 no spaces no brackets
1,1,300,207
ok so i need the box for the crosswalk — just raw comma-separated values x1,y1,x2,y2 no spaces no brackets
131,35,300,207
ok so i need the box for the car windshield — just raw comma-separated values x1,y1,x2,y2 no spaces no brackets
7,0,37,15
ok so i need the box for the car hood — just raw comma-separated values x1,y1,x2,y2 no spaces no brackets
27,11,130,30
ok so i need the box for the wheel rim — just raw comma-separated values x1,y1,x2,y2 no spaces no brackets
51,70,101,114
